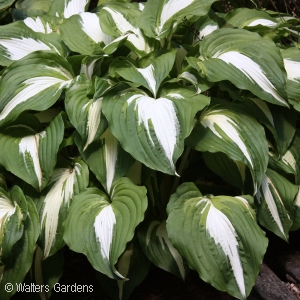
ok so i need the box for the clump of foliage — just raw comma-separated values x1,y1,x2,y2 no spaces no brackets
0,0,299,299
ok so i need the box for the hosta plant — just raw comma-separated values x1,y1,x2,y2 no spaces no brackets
0,0,299,299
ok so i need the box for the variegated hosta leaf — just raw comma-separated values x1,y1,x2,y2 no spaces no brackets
264,102,296,155
268,151,297,181
244,97,296,156
79,56,108,80
177,67,214,94
281,48,300,111
93,76,117,99
97,0,135,5
194,28,288,107
63,178,148,279
255,169,298,241
268,130,300,185
254,10,294,24
212,84,295,156
34,108,63,124
96,239,151,300
203,152,247,192
218,79,296,154
195,17,219,42
59,12,128,55
292,188,300,231
174,45,187,73
65,78,108,150
234,194,257,217
0,186,26,263
277,17,300,38
225,8,278,29
244,100,272,124
12,0,52,21
99,2,158,56
23,16,54,34
251,98,297,155
103,85,210,175
138,220,189,280
140,0,215,39
75,129,135,195
0,174,6,190
38,159,89,259
48,0,90,19
166,183,268,300
110,50,176,98
272,12,299,24
0,21,66,66
125,160,143,187
0,52,74,126
0,0,14,10
185,14,219,45
0,193,39,300
0,113,64,191
282,132,300,185
186,103,268,194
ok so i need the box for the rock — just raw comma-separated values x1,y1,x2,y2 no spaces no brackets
254,263,298,300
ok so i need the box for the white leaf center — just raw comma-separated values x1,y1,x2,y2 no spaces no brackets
41,164,80,258
24,17,52,34
80,12,113,45
201,113,253,168
19,131,46,189
84,97,103,150
284,59,300,82
197,24,218,40
215,51,287,106
156,221,186,279
206,203,246,297
0,37,51,60
159,0,194,33
256,175,286,237
136,64,157,96
127,95,180,171
101,129,119,194
102,7,149,53
0,76,71,122
0,196,15,234
64,0,89,18
247,19,277,27
282,150,296,171
94,205,116,260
